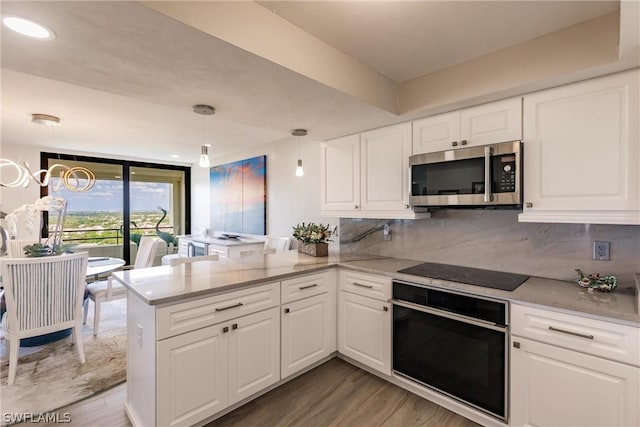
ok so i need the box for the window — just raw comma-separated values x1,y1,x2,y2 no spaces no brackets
42,152,191,264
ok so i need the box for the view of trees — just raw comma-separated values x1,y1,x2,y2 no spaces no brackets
60,210,176,245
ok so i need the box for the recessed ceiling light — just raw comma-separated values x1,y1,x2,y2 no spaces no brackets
2,16,55,40
170,154,180,159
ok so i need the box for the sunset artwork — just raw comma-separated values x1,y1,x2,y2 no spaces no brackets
210,155,266,235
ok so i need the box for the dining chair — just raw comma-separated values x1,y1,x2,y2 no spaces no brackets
6,239,37,258
84,236,164,335
168,254,219,266
1,252,89,385
263,236,291,253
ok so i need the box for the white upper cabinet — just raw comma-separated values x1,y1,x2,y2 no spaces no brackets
321,123,429,219
519,70,640,225
412,97,522,154
320,134,360,212
360,123,412,212
412,111,460,154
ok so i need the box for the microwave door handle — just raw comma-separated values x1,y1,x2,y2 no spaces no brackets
484,146,493,202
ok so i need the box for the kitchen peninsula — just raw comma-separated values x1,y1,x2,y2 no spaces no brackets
113,252,639,427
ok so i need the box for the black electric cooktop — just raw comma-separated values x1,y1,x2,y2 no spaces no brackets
397,262,529,291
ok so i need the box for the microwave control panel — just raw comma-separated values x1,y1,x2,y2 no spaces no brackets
494,155,517,193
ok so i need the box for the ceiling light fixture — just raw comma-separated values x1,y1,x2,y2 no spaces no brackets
0,114,96,191
193,104,215,168
31,113,61,126
292,129,307,177
2,16,55,40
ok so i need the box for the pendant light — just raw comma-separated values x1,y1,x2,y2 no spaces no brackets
193,104,215,168
0,113,96,191
292,129,307,177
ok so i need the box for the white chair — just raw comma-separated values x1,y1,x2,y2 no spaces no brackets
6,239,37,258
263,236,291,253
84,236,164,335
1,252,89,385
169,254,219,266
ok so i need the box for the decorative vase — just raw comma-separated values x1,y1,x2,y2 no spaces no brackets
297,242,329,257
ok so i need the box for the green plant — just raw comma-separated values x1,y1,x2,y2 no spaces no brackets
292,223,336,244
23,243,75,257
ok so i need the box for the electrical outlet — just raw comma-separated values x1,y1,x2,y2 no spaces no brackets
593,241,610,261
136,324,143,347
383,224,392,241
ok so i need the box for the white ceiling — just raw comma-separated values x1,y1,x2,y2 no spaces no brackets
0,1,620,165
258,1,619,82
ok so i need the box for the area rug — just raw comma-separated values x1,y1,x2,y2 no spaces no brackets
0,299,127,421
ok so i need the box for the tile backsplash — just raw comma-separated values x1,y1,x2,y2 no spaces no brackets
340,210,640,286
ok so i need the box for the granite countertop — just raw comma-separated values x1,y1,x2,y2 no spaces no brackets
112,252,639,326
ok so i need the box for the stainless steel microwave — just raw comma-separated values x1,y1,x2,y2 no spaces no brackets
409,140,522,207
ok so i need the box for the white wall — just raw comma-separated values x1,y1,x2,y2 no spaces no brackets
1,138,335,251
193,136,339,250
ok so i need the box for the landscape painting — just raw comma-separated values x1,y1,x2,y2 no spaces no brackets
210,155,266,235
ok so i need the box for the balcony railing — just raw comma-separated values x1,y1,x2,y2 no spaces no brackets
57,226,176,245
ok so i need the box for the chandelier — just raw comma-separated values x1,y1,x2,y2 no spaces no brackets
0,114,96,191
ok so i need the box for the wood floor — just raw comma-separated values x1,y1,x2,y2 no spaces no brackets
19,359,479,427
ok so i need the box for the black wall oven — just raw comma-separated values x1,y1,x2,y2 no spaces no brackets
392,280,508,421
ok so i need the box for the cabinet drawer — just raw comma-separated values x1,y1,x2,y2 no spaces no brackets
339,270,391,301
511,304,640,366
157,282,280,340
208,245,229,257
281,270,335,303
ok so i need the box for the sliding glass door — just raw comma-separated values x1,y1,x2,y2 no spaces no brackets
42,153,190,264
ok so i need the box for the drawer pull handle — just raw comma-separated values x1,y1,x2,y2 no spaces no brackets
548,326,594,340
352,282,373,289
299,284,318,290
215,302,243,312
222,326,229,333
284,308,290,314
232,323,238,330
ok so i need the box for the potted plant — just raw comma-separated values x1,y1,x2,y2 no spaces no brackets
292,223,336,257
23,242,74,257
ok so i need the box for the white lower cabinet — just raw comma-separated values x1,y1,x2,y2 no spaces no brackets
338,290,391,375
281,292,336,378
228,307,281,405
510,336,639,427
156,307,280,427
157,324,228,427
510,304,640,427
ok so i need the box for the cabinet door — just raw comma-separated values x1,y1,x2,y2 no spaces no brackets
178,238,190,257
520,70,639,224
511,337,639,427
412,111,460,154
320,134,361,212
338,291,391,375
157,324,228,427
281,292,336,378
228,307,280,405
360,123,412,211
460,97,522,146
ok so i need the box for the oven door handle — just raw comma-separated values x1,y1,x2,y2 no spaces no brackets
391,299,506,332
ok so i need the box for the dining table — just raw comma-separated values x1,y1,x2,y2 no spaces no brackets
86,256,126,281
